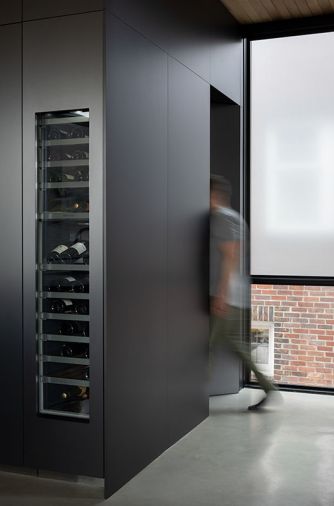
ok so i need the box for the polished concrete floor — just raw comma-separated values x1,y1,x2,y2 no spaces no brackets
1,388,334,506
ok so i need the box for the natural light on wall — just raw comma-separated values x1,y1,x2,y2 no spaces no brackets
251,32,334,277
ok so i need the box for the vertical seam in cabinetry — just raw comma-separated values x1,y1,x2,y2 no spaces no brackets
102,8,107,479
20,11,24,466
166,56,169,446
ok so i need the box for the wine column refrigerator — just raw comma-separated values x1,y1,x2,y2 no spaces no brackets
37,110,90,419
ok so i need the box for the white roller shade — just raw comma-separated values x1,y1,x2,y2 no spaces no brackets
251,33,334,277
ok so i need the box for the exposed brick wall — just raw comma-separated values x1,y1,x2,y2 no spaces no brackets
251,285,334,387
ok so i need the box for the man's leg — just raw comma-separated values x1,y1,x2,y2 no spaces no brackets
211,307,274,398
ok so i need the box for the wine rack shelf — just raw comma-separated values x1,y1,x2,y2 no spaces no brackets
41,182,89,189
40,264,89,272
40,403,89,419
41,292,90,300
43,356,90,366
44,160,89,168
45,138,88,147
42,334,90,344
39,212,89,220
36,109,91,420
43,116,89,125
42,377,90,387
41,313,90,322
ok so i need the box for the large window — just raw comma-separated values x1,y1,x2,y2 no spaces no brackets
251,284,334,388
251,32,334,277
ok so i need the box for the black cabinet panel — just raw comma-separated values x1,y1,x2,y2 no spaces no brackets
23,12,104,477
108,0,176,65
23,0,103,21
105,14,168,496
108,0,242,103
0,24,22,466
0,1,21,24
108,0,211,81
167,58,210,443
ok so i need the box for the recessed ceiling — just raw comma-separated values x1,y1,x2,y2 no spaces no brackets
221,0,334,24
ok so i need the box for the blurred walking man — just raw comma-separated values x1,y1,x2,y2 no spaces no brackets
210,175,277,409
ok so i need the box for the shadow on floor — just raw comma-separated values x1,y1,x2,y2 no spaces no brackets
0,471,105,506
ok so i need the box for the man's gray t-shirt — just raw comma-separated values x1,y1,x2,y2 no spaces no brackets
210,206,249,308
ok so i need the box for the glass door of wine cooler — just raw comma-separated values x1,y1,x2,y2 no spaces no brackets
36,110,90,419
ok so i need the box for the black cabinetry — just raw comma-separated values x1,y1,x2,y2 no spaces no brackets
0,0,241,498
23,12,104,478
0,23,22,468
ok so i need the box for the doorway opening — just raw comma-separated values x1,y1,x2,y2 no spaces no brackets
209,86,245,396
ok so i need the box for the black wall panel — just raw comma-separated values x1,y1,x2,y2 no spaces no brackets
167,58,209,443
105,14,168,496
0,2,21,24
23,0,103,21
23,12,104,477
0,23,22,467
105,12,213,496
108,0,242,104
105,0,241,494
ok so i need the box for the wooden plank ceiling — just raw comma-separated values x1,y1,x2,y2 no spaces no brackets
221,0,334,24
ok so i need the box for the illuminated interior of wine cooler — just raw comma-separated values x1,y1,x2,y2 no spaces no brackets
36,109,90,419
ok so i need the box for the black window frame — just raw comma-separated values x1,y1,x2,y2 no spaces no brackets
243,15,334,393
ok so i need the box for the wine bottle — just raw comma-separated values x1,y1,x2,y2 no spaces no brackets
48,275,86,292
82,251,89,265
47,127,59,140
48,276,74,292
62,152,73,160
55,365,89,380
67,344,89,359
61,386,89,401
57,321,80,336
62,172,76,182
47,244,69,263
47,151,62,162
59,241,89,263
74,301,89,315
47,172,63,183
47,126,68,140
74,169,89,181
70,125,88,139
61,151,89,161
70,199,89,212
73,276,89,293
48,299,74,314
72,150,89,160
68,277,89,293
59,343,89,359
60,344,73,357
79,346,89,359
80,323,89,337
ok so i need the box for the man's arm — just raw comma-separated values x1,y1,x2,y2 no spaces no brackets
211,240,239,317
